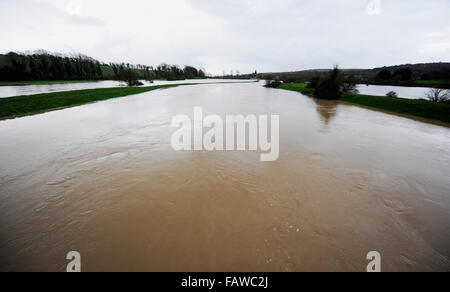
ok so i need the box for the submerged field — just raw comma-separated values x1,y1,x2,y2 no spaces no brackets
0,84,191,120
0,80,258,119
277,83,450,125
0,80,101,86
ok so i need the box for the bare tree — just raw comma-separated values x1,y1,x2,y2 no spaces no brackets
426,88,450,103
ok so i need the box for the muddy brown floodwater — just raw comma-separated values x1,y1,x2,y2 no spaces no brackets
0,82,449,272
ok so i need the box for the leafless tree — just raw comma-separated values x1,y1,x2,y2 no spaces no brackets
426,88,450,103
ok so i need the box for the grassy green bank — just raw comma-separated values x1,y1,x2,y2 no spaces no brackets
340,93,450,124
278,83,313,95
0,84,194,120
277,83,450,125
416,80,450,88
416,80,446,85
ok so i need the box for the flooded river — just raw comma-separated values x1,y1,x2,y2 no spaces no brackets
0,79,246,98
0,82,449,271
0,80,436,101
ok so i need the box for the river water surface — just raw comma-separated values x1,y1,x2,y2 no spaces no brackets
0,82,449,271
0,79,245,98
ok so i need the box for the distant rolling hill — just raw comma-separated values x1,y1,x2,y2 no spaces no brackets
260,63,450,81
254,63,450,88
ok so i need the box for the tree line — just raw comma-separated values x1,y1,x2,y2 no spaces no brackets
153,63,205,81
0,51,206,82
0,51,103,81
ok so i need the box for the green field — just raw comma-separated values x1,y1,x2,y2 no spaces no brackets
340,93,450,124
416,80,450,85
278,83,314,95
277,83,450,125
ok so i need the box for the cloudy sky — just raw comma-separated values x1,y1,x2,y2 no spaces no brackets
1,0,449,74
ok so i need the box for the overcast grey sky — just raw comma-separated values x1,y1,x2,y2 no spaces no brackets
1,0,449,74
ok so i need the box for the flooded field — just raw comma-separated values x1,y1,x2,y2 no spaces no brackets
356,84,434,100
0,82,449,272
0,79,247,98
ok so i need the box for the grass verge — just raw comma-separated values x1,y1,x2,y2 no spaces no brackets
341,93,450,124
278,83,315,96
416,80,448,85
277,83,450,125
